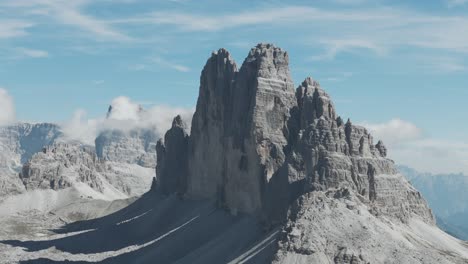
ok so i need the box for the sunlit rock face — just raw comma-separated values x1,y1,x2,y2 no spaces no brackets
95,129,158,168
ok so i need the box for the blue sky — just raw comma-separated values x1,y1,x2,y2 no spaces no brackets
0,0,467,174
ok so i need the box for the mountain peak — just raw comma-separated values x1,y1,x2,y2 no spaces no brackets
243,43,291,82
159,44,434,226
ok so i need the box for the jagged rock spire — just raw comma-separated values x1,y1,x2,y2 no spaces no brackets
188,48,237,200
297,77,337,128
156,115,189,195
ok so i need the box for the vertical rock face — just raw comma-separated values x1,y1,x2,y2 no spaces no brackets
156,115,189,195
223,43,297,214
188,48,237,199
160,43,434,226
187,44,297,214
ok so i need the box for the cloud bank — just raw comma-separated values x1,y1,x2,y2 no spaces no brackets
62,96,193,145
360,118,422,145
361,119,468,175
0,89,16,126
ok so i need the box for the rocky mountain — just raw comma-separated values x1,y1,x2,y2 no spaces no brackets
95,129,158,168
0,105,157,213
0,123,62,197
400,165,468,240
20,142,153,199
0,44,466,264
95,106,158,168
153,43,467,263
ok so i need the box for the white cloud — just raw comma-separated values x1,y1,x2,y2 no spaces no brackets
447,0,468,7
16,47,49,58
332,0,370,4
112,5,468,60
150,56,190,72
62,96,194,145
420,56,466,73
0,88,16,126
360,118,422,145
1,0,131,42
392,139,468,175
361,119,468,174
310,39,388,61
61,109,99,145
0,20,33,39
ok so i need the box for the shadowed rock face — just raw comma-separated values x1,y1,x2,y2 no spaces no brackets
187,48,237,201
156,43,434,225
155,116,189,195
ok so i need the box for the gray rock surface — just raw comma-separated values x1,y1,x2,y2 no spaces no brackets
0,123,62,197
95,102,158,168
19,142,153,198
95,128,158,168
0,121,155,202
20,143,105,192
155,115,189,195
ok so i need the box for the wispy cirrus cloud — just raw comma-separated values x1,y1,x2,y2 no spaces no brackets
0,20,33,39
447,0,468,7
0,0,132,42
129,56,190,73
16,47,49,58
111,5,468,59
150,56,190,72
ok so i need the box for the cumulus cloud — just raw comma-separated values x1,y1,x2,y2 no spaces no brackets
360,118,422,145
62,96,193,145
0,89,16,126
107,96,142,121
361,119,468,174
61,109,99,145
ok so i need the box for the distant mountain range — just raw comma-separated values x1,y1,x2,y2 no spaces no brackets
400,165,468,240
0,106,158,216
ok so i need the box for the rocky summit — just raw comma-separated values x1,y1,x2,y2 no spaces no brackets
156,43,433,224
152,43,467,263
